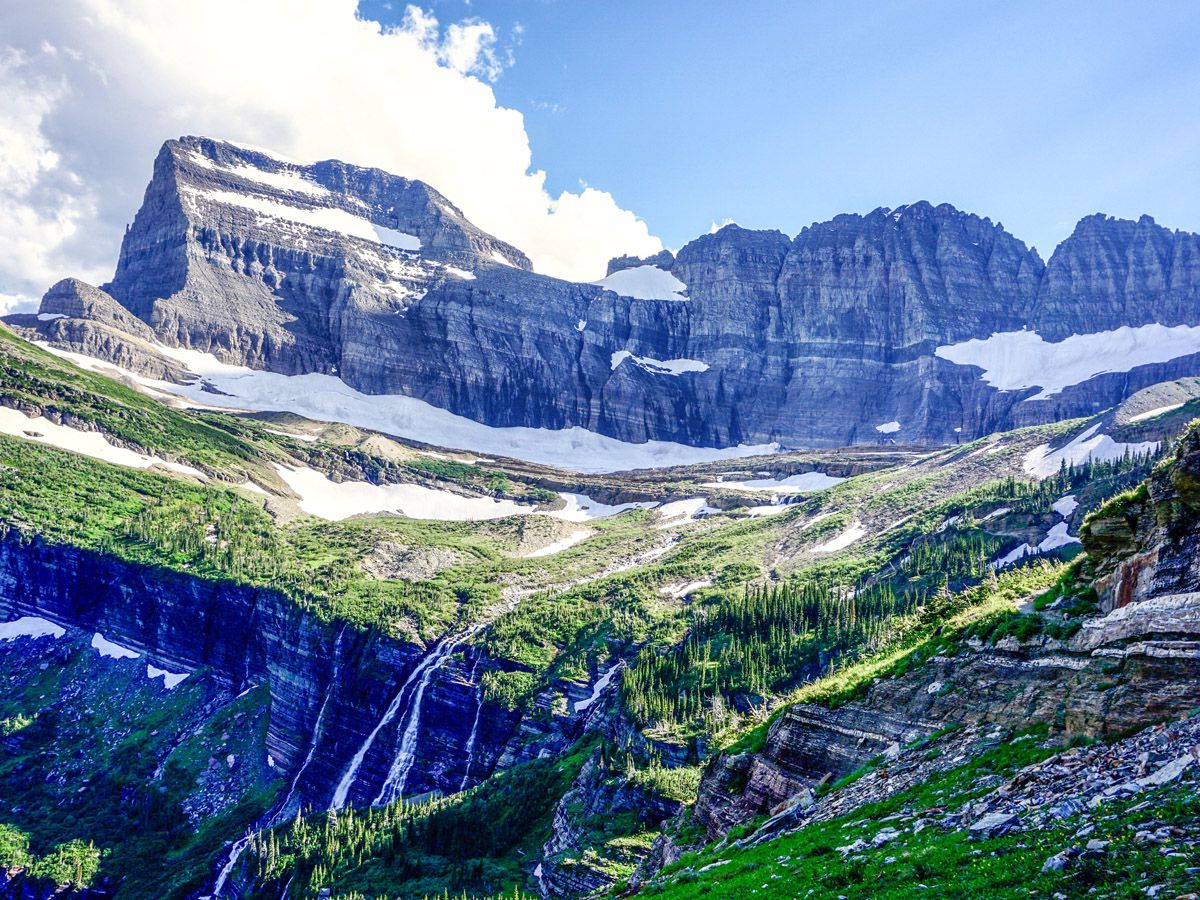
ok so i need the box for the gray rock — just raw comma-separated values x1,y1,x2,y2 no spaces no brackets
1041,851,1071,873
871,827,902,847
968,812,1019,839
1050,799,1086,819
1137,753,1194,787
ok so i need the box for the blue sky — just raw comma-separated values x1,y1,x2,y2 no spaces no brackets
362,0,1200,258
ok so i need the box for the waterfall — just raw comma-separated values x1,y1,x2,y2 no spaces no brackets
573,662,622,713
211,625,346,896
332,596,520,810
211,831,252,897
458,657,484,792
330,629,460,809
277,625,346,816
371,633,467,805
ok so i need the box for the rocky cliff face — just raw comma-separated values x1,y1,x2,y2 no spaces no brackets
537,754,683,899
20,136,1200,454
1032,213,1200,339
0,527,638,880
0,534,538,820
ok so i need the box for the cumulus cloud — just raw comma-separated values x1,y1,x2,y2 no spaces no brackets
0,47,102,309
0,1,661,311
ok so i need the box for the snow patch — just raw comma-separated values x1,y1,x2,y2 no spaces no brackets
91,632,140,660
574,663,622,713
186,151,330,197
992,543,1035,569
875,421,901,434
185,187,420,251
935,325,1200,400
656,497,718,528
1023,424,1158,478
47,343,778,474
36,312,66,322
526,530,592,557
745,504,791,517
372,225,422,252
593,265,688,302
0,616,65,642
576,319,587,332
811,522,867,554
274,463,533,522
547,492,657,522
660,579,712,599
225,140,307,166
610,350,710,375
265,428,319,442
1127,402,1185,423
490,250,517,267
703,472,844,493
936,514,962,533
1052,495,1078,518
0,407,203,476
1039,521,1081,552
991,522,1081,569
146,664,189,689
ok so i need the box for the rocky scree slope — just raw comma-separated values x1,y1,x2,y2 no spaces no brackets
15,135,1200,451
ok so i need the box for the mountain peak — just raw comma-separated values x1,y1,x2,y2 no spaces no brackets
157,134,533,271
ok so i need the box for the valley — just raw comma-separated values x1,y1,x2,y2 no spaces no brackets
0,136,1198,900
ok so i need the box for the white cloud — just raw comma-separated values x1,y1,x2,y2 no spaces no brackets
398,6,510,83
0,1,662,310
0,47,102,311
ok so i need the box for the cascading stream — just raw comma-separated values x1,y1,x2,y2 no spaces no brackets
277,625,346,816
211,625,346,897
211,832,253,898
458,656,484,792
332,599,516,811
372,626,484,806
330,630,460,810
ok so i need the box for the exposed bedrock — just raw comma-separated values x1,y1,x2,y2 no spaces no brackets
688,426,1200,844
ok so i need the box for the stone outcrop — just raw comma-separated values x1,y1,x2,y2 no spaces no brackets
18,137,1200,453
691,630,1200,843
5,279,191,382
537,754,683,899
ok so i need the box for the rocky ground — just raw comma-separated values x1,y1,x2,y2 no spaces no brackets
632,715,1200,899
806,716,1200,871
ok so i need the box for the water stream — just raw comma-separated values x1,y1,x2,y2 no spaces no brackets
211,626,346,896
458,657,484,792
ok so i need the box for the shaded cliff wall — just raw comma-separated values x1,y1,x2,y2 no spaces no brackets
0,534,524,810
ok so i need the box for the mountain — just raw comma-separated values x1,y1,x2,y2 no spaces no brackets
13,136,1200,454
